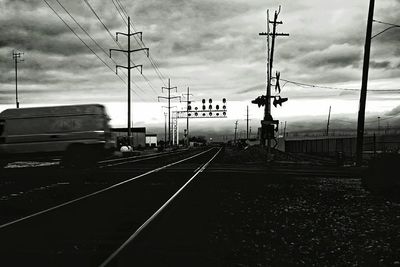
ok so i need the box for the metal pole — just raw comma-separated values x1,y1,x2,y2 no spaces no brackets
168,78,171,146
377,116,380,135
15,54,19,109
164,112,167,143
127,17,131,145
326,106,331,136
246,105,249,140
356,0,375,166
186,87,190,146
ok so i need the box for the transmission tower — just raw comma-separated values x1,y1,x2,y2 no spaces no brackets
158,79,181,146
109,16,149,145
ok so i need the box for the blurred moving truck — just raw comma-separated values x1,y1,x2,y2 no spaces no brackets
0,104,115,167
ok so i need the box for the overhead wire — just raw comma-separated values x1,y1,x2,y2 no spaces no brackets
44,0,145,101
81,0,148,98
114,0,168,87
110,0,161,95
274,77,400,92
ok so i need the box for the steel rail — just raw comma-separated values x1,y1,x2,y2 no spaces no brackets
99,147,222,267
0,148,215,230
97,148,190,168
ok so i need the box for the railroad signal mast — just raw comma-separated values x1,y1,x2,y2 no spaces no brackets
181,87,193,146
12,51,24,109
255,6,289,159
109,16,149,146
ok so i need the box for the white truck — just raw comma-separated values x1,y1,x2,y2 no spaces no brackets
0,104,115,167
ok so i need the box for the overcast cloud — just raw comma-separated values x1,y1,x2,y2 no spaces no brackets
0,0,400,135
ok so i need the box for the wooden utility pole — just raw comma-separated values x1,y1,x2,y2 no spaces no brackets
356,0,375,166
259,7,289,157
164,112,167,143
158,79,180,146
12,51,23,108
326,106,331,136
110,17,148,145
246,105,249,140
234,120,238,144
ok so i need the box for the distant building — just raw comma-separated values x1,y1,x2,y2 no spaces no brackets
111,127,146,148
145,134,157,147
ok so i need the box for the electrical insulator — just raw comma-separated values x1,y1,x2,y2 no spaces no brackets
208,105,212,109
209,112,212,116
222,98,226,103
209,98,212,103
216,105,219,110
202,99,205,104
202,105,206,110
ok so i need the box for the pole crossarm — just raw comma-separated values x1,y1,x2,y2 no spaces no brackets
116,64,142,74
116,31,143,41
109,48,149,57
162,86,178,92
259,32,289,36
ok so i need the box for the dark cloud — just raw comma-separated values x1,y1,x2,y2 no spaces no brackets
385,105,400,116
370,60,391,69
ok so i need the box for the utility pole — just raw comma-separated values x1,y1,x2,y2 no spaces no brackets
182,86,193,146
259,7,289,156
326,106,331,136
12,51,23,108
110,17,148,146
356,0,375,166
234,120,238,144
246,105,250,140
377,116,381,135
158,78,181,146
164,112,167,143
283,121,287,139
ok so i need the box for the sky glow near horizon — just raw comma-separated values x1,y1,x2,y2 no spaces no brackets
1,0,400,136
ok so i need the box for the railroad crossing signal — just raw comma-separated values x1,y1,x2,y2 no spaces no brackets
252,95,288,108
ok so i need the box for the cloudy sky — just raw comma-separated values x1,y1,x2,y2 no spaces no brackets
1,0,400,138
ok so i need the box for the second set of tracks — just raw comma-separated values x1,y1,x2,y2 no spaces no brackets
0,146,222,266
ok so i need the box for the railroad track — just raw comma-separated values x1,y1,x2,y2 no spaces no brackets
0,148,197,213
0,147,221,266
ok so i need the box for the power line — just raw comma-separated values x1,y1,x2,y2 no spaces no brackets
44,0,145,101
110,0,162,94
276,77,400,92
81,0,151,98
373,19,400,28
114,0,167,86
